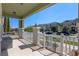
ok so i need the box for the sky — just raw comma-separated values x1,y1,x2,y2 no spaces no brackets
9,3,78,28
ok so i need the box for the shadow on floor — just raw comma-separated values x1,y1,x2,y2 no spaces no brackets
18,39,43,51
1,36,13,56
19,44,35,49
18,39,59,56
1,49,8,56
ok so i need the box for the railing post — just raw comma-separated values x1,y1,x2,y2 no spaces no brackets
43,32,46,49
60,33,64,56
33,27,38,45
65,36,68,56
73,37,75,56
69,36,71,55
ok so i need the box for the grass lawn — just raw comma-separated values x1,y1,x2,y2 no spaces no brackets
65,41,79,46
52,37,79,46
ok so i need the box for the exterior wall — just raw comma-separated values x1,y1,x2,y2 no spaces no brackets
0,3,2,56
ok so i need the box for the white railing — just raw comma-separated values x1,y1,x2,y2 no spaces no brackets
37,32,79,56
22,30,79,56
23,31,33,43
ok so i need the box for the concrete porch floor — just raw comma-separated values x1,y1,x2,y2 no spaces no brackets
1,35,59,56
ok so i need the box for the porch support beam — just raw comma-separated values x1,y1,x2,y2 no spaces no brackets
3,16,10,32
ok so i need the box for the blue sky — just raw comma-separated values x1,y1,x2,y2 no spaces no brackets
9,18,19,28
10,3,78,28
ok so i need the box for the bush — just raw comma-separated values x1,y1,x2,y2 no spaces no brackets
53,43,58,47
52,43,59,51
25,26,33,32
53,37,60,42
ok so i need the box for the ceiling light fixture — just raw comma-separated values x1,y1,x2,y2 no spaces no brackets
12,11,16,14
20,3,24,5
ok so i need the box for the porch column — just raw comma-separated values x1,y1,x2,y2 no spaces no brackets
3,17,6,32
0,3,2,56
6,16,10,32
19,19,24,38
3,16,10,33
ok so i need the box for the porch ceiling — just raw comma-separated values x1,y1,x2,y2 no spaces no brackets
2,3,55,19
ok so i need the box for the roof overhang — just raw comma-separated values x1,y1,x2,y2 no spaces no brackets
2,3,55,19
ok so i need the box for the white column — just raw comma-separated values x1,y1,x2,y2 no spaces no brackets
0,3,2,56
33,27,38,45
19,19,24,39
19,28,23,38
43,33,46,49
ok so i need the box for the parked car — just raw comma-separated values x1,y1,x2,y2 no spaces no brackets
62,31,70,36
45,30,53,34
56,31,62,35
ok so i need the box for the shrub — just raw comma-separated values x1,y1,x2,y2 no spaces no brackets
25,26,33,32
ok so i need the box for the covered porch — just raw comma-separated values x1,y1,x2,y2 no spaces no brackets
0,3,58,56
0,3,79,56
1,34,59,56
